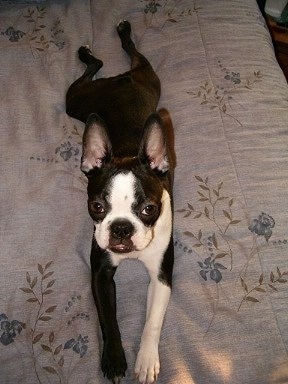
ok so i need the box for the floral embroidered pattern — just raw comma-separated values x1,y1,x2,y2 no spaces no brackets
143,1,161,14
198,255,227,283
0,314,25,346
64,335,89,358
30,124,86,189
1,262,91,383
238,267,288,311
248,212,275,242
177,175,241,276
188,64,262,126
0,6,66,57
218,60,263,89
177,176,288,332
1,27,26,42
55,141,79,161
141,0,196,29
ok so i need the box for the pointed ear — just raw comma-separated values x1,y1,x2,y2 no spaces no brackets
139,113,169,173
81,113,112,174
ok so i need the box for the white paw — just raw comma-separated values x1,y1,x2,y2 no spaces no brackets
135,345,160,384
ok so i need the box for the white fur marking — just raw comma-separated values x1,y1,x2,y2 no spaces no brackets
94,172,155,257
94,173,173,383
135,281,171,383
134,190,172,383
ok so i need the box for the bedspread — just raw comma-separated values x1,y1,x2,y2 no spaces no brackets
1,1,288,383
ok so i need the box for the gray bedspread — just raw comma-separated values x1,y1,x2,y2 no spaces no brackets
1,1,288,383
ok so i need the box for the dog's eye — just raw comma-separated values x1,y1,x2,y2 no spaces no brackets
90,202,105,215
141,204,157,216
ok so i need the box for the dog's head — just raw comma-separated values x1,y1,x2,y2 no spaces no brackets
81,112,174,254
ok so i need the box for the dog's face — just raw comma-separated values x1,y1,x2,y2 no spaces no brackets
87,169,164,253
81,113,172,254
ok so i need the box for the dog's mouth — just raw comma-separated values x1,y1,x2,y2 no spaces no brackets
109,237,135,254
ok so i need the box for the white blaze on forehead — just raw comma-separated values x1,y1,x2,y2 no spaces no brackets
95,171,151,253
108,172,136,215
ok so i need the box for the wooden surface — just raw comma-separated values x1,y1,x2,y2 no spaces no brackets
266,16,288,80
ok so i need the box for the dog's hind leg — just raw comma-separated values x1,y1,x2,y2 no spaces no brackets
116,20,161,101
69,46,103,89
78,45,103,78
117,20,141,69
66,46,103,119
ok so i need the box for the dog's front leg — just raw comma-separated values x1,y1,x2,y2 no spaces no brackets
135,273,171,384
90,242,127,383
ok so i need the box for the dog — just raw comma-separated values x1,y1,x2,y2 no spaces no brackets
66,20,175,384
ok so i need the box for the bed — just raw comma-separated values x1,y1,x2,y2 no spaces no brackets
1,0,288,383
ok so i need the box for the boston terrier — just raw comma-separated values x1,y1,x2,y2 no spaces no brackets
66,20,175,384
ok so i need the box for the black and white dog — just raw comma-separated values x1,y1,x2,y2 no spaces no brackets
66,20,175,384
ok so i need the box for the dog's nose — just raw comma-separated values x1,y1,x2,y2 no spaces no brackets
110,219,134,239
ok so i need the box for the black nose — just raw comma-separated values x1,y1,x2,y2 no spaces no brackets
110,219,134,240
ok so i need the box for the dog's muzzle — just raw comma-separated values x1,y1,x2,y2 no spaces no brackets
109,219,135,253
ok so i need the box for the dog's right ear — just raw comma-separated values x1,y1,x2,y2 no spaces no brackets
81,113,112,174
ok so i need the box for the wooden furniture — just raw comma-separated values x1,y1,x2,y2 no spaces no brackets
266,16,288,79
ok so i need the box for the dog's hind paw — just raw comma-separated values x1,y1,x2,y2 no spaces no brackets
117,20,131,35
78,45,93,60
82,44,91,51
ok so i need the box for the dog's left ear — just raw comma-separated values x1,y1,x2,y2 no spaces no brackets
81,113,112,174
139,113,169,173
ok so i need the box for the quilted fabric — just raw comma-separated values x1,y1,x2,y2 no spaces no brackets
0,1,288,383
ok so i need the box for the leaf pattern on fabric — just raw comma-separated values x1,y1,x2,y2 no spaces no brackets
141,0,197,29
30,124,87,189
0,262,91,383
238,267,288,311
0,6,66,57
188,65,262,126
177,176,241,275
177,176,288,333
1,0,287,381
